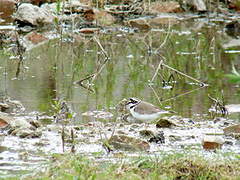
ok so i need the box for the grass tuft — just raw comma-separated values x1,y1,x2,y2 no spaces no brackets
22,152,240,180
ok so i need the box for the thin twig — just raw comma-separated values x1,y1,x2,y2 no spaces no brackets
71,128,75,153
150,60,163,82
93,36,109,59
76,36,110,92
151,54,207,86
76,74,95,85
75,74,95,93
161,62,207,86
91,58,108,82
148,84,162,105
162,86,205,102
157,21,172,51
61,125,65,152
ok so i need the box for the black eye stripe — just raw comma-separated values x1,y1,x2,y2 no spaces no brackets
129,98,138,103
130,105,135,109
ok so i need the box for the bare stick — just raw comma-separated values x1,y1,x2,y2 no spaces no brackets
75,74,95,93
148,84,162,105
76,36,110,91
162,62,207,86
61,125,65,153
157,20,172,51
75,74,95,85
93,36,109,59
162,86,205,102
91,58,108,82
150,60,163,82
71,128,75,153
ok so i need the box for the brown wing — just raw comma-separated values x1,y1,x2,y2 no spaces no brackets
134,101,162,114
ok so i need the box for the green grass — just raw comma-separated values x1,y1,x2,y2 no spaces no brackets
21,152,240,180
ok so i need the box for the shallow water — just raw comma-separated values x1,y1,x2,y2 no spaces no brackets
1,23,239,119
0,14,240,177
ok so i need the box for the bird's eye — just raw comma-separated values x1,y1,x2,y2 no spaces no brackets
129,98,138,104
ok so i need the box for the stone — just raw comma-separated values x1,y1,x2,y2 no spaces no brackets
0,113,12,128
139,129,154,138
0,97,25,114
202,135,224,150
223,124,240,134
127,18,151,30
148,131,165,144
149,15,180,26
0,0,16,20
11,127,42,138
149,1,182,14
109,135,150,151
127,15,180,30
188,0,207,12
229,0,240,11
156,118,175,128
0,112,42,138
79,28,100,34
94,9,116,26
25,31,48,44
29,119,41,128
15,3,55,27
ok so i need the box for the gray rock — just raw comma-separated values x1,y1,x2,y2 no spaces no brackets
15,3,55,27
156,118,176,128
0,113,42,138
0,98,25,114
188,0,207,12
109,135,150,151
139,130,155,138
11,127,42,138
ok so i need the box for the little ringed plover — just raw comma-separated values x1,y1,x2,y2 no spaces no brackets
125,98,169,122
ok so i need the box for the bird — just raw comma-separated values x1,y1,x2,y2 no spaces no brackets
125,98,169,122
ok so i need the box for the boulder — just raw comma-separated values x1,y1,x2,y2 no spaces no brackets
15,3,54,27
0,112,42,138
11,127,42,138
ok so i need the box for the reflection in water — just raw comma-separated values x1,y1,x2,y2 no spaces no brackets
0,24,239,121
